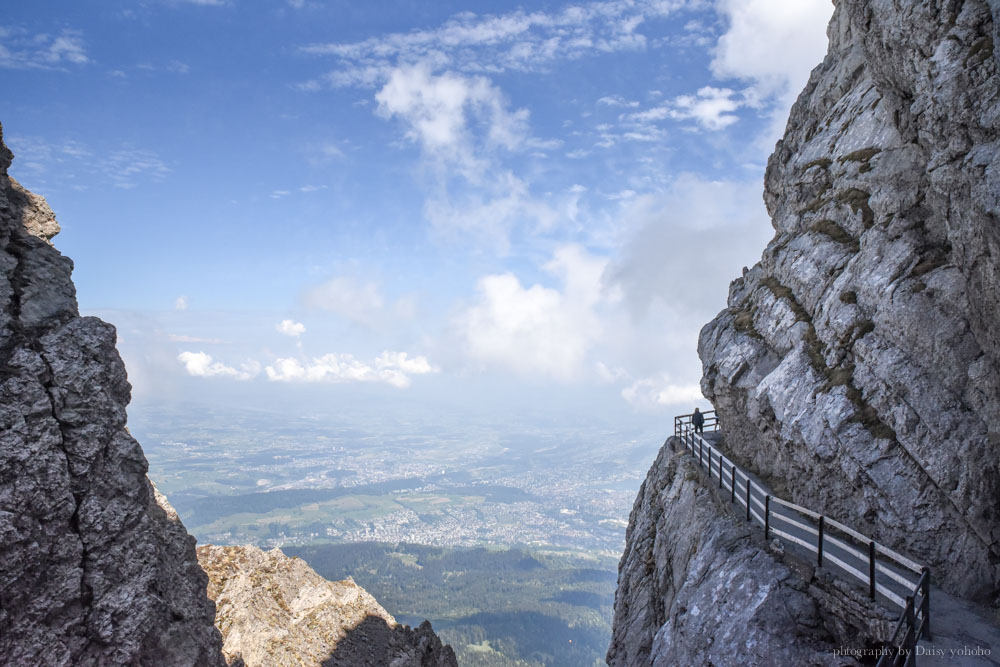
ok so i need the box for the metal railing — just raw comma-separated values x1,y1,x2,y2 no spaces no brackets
673,411,930,664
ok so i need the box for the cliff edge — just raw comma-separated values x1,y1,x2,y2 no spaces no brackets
699,0,999,600
0,124,226,664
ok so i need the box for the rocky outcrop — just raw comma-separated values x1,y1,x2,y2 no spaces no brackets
699,0,1000,600
611,1,999,663
0,123,226,664
607,441,890,666
197,545,457,667
0,120,456,666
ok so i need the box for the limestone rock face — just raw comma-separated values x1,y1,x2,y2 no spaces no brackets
699,0,1000,600
607,442,887,666
197,545,458,667
0,123,226,665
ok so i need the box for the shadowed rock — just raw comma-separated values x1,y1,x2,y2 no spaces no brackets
198,544,457,667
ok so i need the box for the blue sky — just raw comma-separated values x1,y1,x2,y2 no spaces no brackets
1,0,832,423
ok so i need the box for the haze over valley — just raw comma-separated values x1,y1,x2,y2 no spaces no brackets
134,401,659,556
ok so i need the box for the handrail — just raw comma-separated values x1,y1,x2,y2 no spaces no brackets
673,411,930,664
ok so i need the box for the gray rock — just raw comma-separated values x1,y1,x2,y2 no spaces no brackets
607,442,884,666
699,0,1000,601
197,545,458,667
0,122,226,666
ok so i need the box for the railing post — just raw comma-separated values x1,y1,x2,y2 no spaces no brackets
746,479,751,522
817,516,824,567
718,454,723,489
699,440,703,468
764,495,770,540
730,464,736,503
921,568,931,640
869,541,877,600
904,596,915,661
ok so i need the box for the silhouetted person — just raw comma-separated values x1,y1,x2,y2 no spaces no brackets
692,408,704,434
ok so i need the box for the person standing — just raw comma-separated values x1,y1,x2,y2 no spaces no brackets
692,407,705,434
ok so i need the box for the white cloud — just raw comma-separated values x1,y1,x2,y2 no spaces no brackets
712,0,831,100
454,245,610,380
178,351,260,380
168,333,227,344
607,189,636,200
0,28,90,69
7,135,168,189
625,86,744,133
276,319,306,337
597,95,639,108
375,350,434,375
669,86,741,130
103,148,169,189
606,173,772,321
303,276,385,326
265,351,436,388
376,63,529,169
422,171,559,250
613,1,829,146
711,0,832,143
372,63,564,247
47,33,90,65
174,296,188,310
595,361,628,383
304,142,345,164
621,375,704,410
299,1,693,87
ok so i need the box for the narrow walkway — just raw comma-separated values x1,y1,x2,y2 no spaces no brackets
678,415,1000,665
913,589,1000,665
696,431,916,610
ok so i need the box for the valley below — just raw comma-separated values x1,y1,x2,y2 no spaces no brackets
130,401,661,666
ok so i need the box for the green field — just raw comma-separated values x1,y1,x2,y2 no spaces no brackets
285,542,617,667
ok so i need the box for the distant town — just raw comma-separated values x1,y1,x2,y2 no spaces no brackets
131,401,663,558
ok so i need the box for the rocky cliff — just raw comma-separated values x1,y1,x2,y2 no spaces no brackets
0,124,456,666
610,0,999,664
607,441,893,666
0,124,226,664
198,545,458,667
698,0,999,601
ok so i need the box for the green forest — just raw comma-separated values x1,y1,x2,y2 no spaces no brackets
286,542,618,667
